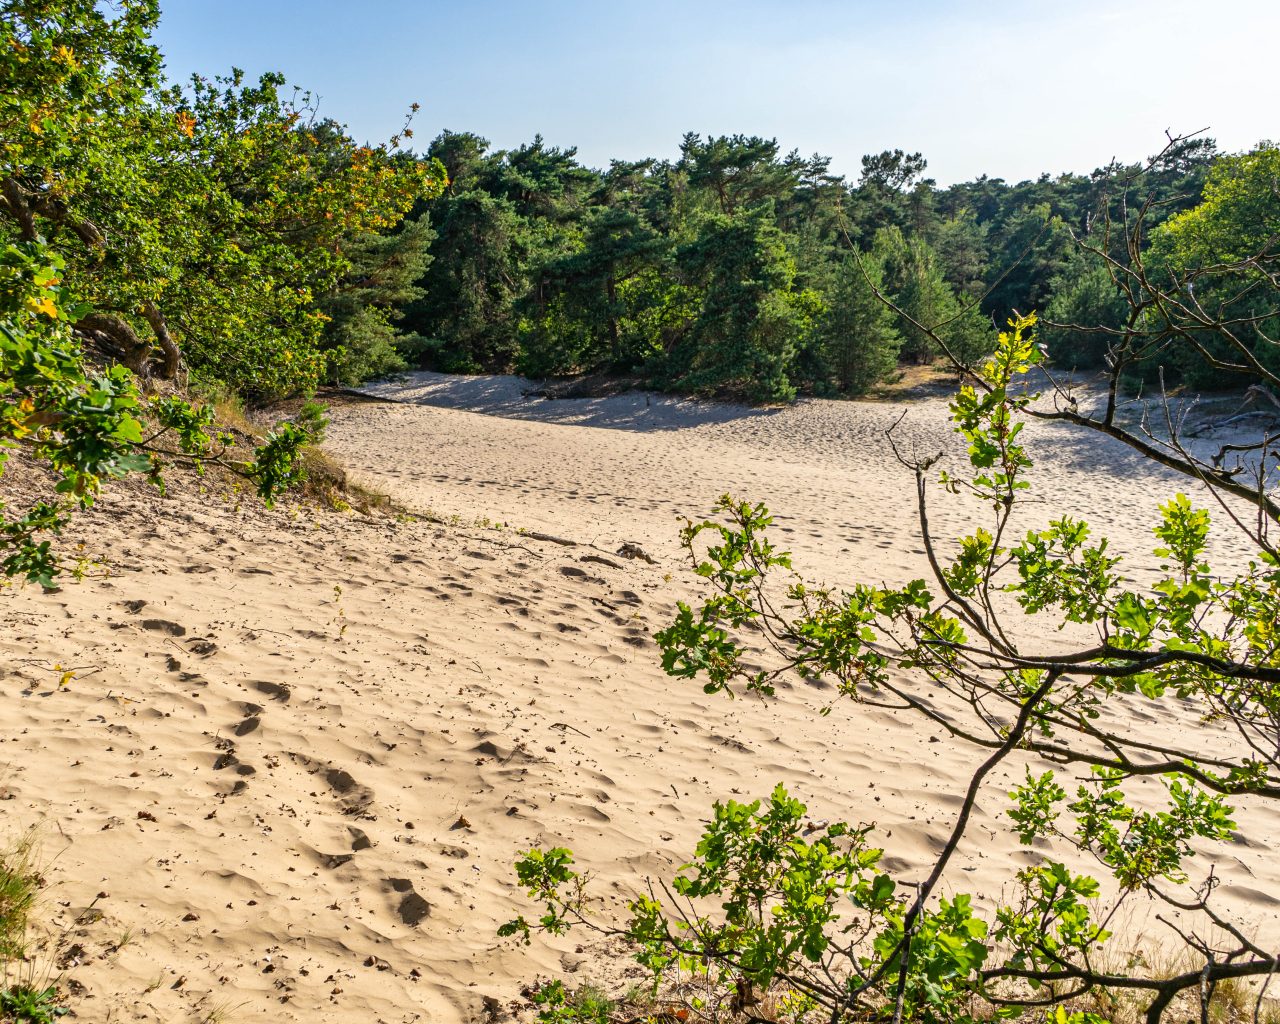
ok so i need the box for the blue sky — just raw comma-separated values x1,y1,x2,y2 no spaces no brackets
152,0,1277,186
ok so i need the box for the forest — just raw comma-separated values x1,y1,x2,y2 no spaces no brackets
386,130,1280,402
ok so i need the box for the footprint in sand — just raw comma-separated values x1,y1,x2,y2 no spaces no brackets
141,618,186,636
233,703,263,736
211,739,256,794
250,680,291,702
385,878,431,925
290,755,376,817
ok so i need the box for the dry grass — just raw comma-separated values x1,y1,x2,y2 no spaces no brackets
866,359,959,401
0,832,40,967
299,446,395,515
207,392,261,443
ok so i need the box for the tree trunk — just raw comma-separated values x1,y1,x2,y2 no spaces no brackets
1,178,38,242
74,312,152,377
3,176,180,381
606,274,621,365
141,301,181,379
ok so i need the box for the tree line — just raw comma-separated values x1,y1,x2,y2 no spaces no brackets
377,129,1259,402
5,3,1271,412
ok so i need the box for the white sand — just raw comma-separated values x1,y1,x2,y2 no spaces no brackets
2,373,1277,1022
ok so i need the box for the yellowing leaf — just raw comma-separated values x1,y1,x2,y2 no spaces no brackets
24,296,59,318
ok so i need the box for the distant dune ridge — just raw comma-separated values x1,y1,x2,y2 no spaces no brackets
3,375,1279,1022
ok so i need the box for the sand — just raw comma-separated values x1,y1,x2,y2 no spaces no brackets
2,373,1279,1023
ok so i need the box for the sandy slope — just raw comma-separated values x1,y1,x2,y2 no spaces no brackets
3,376,1279,1023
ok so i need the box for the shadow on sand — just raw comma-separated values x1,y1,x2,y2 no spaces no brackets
360,371,785,432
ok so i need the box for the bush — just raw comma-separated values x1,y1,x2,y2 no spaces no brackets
0,240,322,587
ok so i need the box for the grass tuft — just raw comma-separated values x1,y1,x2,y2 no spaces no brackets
0,833,40,964
0,832,67,1023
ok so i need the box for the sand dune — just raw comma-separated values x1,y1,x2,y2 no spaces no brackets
3,375,1278,1022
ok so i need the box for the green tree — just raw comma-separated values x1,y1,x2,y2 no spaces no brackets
1144,143,1280,388
665,206,815,402
981,201,1074,321
1042,250,1128,371
678,134,802,217
320,214,436,384
521,206,668,376
1,0,444,580
487,135,597,223
843,150,931,247
403,190,527,372
427,129,491,194
809,252,901,394
876,228,993,367
931,209,989,299
1,1,444,397
859,149,929,192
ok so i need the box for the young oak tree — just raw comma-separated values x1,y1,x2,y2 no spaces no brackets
1,0,446,398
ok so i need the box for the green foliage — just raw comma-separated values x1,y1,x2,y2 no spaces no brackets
1142,143,1280,388
497,847,581,943
0,985,65,1023
0,240,323,585
525,980,614,1024
520,205,669,376
400,129,1226,401
981,203,1074,321
1,0,446,397
994,862,1109,978
665,786,880,982
506,783,1006,1022
664,206,814,401
319,214,436,384
403,189,525,373
680,134,804,216
0,0,437,585
1067,770,1234,889
876,227,994,367
807,252,901,394
1042,251,1127,370
0,832,63,1023
412,129,1229,399
1154,145,1280,267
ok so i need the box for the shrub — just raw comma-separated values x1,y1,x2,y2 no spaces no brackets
1,240,322,586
